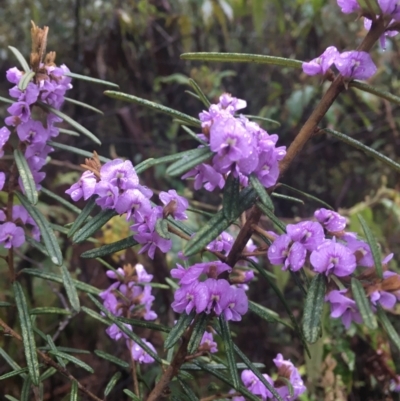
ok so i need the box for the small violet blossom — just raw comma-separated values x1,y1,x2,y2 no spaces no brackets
302,46,339,76
325,289,362,329
335,51,377,80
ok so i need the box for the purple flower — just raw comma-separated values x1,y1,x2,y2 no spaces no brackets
16,120,49,144
345,236,374,267
370,289,397,309
325,289,362,328
0,173,5,191
94,181,120,209
0,222,25,248
207,231,234,254
335,51,377,80
199,332,218,353
182,163,225,191
114,188,152,218
286,221,325,251
159,189,189,220
171,264,204,285
364,17,398,49
171,281,209,314
336,0,360,13
302,46,340,76
128,339,156,364
218,93,247,114
314,208,346,232
253,150,280,189
0,127,11,157
7,102,31,123
221,286,248,321
106,323,131,341
100,159,138,191
310,239,356,277
134,231,172,259
204,278,231,315
6,67,23,84
241,370,273,400
267,235,307,272
65,171,97,202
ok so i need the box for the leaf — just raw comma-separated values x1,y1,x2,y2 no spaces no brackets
167,216,194,237
243,114,281,127
0,348,27,378
13,282,40,385
219,317,240,389
60,264,80,312
14,149,38,204
271,192,304,204
351,278,377,330
166,147,213,177
18,71,36,91
322,128,400,175
350,80,400,106
155,219,171,240
178,378,199,401
164,311,195,350
48,350,94,373
358,214,383,278
377,306,400,352
180,125,208,145
0,301,13,307
30,307,71,315
104,91,201,127
48,141,111,163
248,301,293,329
94,350,130,368
187,313,208,354
8,46,30,72
40,187,81,215
46,335,66,368
181,362,265,371
72,209,117,243
0,367,30,380
5,396,20,401
40,367,57,381
117,316,171,333
123,389,141,400
80,236,138,258
64,97,104,114
277,184,333,209
249,175,274,211
81,306,110,325
180,52,303,68
188,79,211,107
20,376,31,401
70,381,78,401
68,196,97,238
223,174,240,221
256,201,286,233
64,71,119,88
104,371,122,396
59,128,80,136
20,268,100,295
15,191,63,265
40,104,101,145
0,95,13,104
302,274,326,343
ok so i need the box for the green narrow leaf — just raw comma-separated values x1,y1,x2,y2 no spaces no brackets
167,216,194,237
25,235,49,257
180,52,303,68
70,381,78,401
323,128,400,175
94,350,130,368
21,376,31,401
59,128,80,136
46,335,66,368
180,125,208,145
48,350,94,373
0,348,27,378
81,306,110,325
47,141,110,163
271,193,304,204
39,346,90,354
41,187,81,214
178,378,199,401
30,307,71,315
60,264,80,312
155,219,170,240
104,91,201,127
223,174,240,221
0,95,13,104
40,367,57,381
18,71,36,91
231,342,283,401
117,316,171,333
14,149,38,204
0,301,13,307
188,79,211,107
377,306,400,352
248,301,293,329
40,104,101,145
64,71,119,88
80,236,138,258
249,175,274,211
276,184,333,209
8,46,30,72
13,282,40,385
219,317,240,389
256,201,286,233
242,114,281,127
350,80,400,106
15,191,62,265
123,389,141,400
302,274,326,343
20,268,100,295
187,313,208,354
64,97,104,114
5,395,20,401
72,209,117,243
68,196,97,237
351,278,377,330
0,367,30,380
104,371,122,396
164,311,195,350
181,362,265,371
357,214,383,278
166,147,213,177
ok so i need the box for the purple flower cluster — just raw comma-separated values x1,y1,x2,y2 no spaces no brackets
99,263,157,364
0,205,40,249
337,0,400,17
171,261,249,321
66,158,189,259
268,208,400,329
182,93,286,191
232,354,306,401
303,47,377,80
2,64,72,189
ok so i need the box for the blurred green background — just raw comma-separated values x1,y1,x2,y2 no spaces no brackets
1,0,400,400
